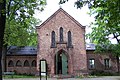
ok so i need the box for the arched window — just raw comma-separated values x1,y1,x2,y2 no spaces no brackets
24,60,30,67
8,60,14,67
16,60,22,67
68,31,72,47
60,27,63,42
51,31,56,47
31,60,36,67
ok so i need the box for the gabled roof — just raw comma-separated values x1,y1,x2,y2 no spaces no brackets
36,8,85,29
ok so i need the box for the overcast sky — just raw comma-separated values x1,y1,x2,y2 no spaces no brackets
35,1,94,27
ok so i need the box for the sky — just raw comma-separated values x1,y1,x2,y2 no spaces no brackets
34,0,95,34
35,0,95,25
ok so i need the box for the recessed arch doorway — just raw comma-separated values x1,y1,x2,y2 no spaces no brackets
54,49,68,75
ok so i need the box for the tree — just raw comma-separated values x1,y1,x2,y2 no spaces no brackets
0,0,6,79
5,0,46,46
0,0,46,79
2,16,40,72
80,0,120,73
4,17,40,46
59,0,120,73
76,0,120,73
2,0,45,73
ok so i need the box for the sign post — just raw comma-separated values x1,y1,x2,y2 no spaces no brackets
39,59,47,80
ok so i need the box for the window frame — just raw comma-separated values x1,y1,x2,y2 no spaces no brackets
51,31,56,48
89,58,95,69
59,27,63,42
8,60,14,67
24,60,30,67
16,60,22,67
31,60,37,67
67,31,73,48
104,58,110,69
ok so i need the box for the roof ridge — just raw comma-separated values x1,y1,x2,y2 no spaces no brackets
36,8,85,29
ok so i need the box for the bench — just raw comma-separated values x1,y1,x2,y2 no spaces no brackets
3,72,15,78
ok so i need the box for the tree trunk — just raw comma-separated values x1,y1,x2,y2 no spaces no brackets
0,0,6,80
2,44,7,72
116,56,119,73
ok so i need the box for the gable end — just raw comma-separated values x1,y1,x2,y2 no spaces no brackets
36,8,85,29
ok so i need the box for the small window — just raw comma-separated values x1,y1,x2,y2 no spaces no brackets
67,31,72,48
89,59,95,69
31,60,36,67
104,58,110,69
60,27,63,42
8,60,14,67
16,60,22,67
51,31,56,48
24,60,30,67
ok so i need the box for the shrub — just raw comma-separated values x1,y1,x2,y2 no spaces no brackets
90,70,114,76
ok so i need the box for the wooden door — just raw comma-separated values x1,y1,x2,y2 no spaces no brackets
62,53,68,75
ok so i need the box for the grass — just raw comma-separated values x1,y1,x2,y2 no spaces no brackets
3,74,37,79
3,72,120,79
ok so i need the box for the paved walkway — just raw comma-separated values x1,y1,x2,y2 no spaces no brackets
3,76,120,80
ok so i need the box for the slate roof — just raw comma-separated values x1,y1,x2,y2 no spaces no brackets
86,43,96,50
7,46,37,56
7,43,95,56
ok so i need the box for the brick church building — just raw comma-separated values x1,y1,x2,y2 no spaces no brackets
5,8,119,76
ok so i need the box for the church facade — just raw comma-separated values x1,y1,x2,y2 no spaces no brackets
36,8,87,76
5,8,119,76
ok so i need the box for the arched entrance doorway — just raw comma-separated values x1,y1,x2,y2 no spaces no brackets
55,50,68,75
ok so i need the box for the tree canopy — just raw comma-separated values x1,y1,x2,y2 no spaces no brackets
4,0,46,46
76,0,120,55
59,0,120,45
82,0,120,44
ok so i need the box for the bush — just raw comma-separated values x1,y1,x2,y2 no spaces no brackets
90,70,114,76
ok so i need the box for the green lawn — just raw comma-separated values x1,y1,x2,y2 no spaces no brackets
3,75,37,79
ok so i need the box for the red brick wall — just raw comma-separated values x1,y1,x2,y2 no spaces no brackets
6,55,37,75
86,50,119,73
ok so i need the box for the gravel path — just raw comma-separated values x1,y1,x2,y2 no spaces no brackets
3,76,120,80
